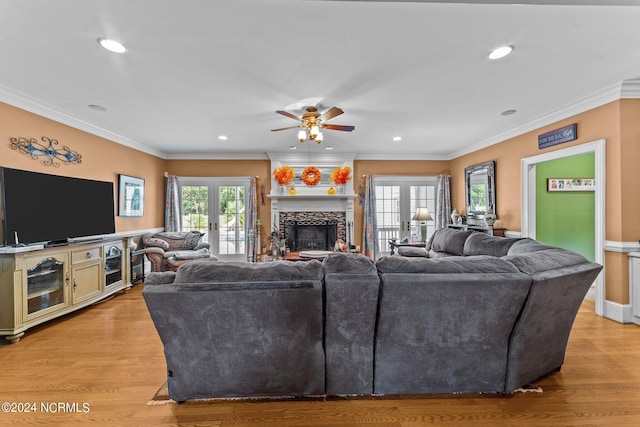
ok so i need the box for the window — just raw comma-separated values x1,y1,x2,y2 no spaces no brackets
177,177,249,261
374,177,437,255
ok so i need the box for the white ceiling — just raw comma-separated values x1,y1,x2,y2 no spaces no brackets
1,0,640,160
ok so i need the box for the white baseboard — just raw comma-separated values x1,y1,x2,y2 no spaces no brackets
603,300,634,324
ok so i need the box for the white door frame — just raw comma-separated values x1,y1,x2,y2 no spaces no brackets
521,139,605,316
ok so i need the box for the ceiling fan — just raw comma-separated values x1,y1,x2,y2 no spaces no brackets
271,106,355,143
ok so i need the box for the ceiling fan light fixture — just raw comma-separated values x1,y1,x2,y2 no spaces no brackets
298,129,307,142
489,45,514,60
309,125,320,139
315,132,323,143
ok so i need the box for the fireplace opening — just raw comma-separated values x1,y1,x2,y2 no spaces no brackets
284,220,337,252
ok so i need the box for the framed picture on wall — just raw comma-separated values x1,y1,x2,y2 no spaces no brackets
118,174,144,217
547,178,595,192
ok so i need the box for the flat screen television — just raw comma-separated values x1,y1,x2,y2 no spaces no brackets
0,167,116,246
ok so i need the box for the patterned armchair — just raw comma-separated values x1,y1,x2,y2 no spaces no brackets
141,231,217,272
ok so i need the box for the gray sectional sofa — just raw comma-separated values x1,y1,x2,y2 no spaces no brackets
142,228,602,402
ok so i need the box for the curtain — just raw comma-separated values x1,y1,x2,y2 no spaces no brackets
164,174,180,232
246,177,258,262
362,175,379,260
436,174,452,229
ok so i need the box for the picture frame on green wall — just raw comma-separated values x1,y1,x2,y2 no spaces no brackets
547,178,595,192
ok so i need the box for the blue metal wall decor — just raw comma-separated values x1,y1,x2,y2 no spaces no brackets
9,136,82,167
538,123,577,149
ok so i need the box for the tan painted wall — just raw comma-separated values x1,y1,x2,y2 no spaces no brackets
0,102,166,233
450,99,638,304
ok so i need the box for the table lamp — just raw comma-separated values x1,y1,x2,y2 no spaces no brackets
412,207,432,242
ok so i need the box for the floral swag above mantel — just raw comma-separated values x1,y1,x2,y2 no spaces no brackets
10,136,82,167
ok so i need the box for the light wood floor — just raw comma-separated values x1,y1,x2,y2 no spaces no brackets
1,285,639,426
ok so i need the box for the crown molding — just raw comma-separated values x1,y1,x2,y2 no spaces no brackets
164,152,269,160
0,85,167,159
3,78,639,162
450,79,637,159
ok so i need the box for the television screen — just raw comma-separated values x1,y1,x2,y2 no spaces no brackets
1,168,116,246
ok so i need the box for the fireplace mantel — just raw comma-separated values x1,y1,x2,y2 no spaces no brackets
267,151,357,243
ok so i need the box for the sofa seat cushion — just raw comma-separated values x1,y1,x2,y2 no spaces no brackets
174,259,323,284
463,232,522,257
376,254,520,274
427,228,474,255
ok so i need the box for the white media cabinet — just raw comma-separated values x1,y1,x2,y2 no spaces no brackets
0,238,132,343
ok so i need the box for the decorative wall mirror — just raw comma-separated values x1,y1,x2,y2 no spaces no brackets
465,160,496,219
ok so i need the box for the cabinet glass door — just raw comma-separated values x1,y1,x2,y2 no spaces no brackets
27,257,66,314
104,245,123,287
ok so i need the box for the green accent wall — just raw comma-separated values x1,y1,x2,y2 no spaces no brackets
536,153,595,261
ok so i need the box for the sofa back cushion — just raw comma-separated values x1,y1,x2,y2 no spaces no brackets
506,238,557,255
426,228,474,255
463,232,521,257
502,248,590,275
322,252,378,274
376,254,520,274
174,259,323,283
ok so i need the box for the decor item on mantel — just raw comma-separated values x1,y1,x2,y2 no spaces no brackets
412,207,433,242
10,136,82,167
273,165,295,185
302,166,321,186
331,166,352,194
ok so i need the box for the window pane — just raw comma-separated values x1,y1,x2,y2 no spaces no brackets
181,186,209,241
218,186,245,255
375,185,400,252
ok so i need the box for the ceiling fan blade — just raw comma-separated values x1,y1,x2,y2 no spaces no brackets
322,106,344,121
271,126,299,132
276,110,300,121
322,124,355,132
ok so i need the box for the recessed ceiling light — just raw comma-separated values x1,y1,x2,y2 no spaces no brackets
288,145,297,150
393,136,402,141
489,45,514,60
501,109,517,116
88,104,108,112
97,37,127,53
325,146,334,150
218,135,228,141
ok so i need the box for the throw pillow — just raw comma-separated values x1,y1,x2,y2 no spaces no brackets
181,232,203,249
143,237,170,250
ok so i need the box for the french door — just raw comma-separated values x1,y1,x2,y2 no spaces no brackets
374,177,437,255
177,177,249,261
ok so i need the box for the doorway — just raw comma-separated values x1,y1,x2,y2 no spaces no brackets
521,139,605,315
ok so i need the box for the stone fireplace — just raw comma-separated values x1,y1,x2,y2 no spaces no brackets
279,211,346,251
